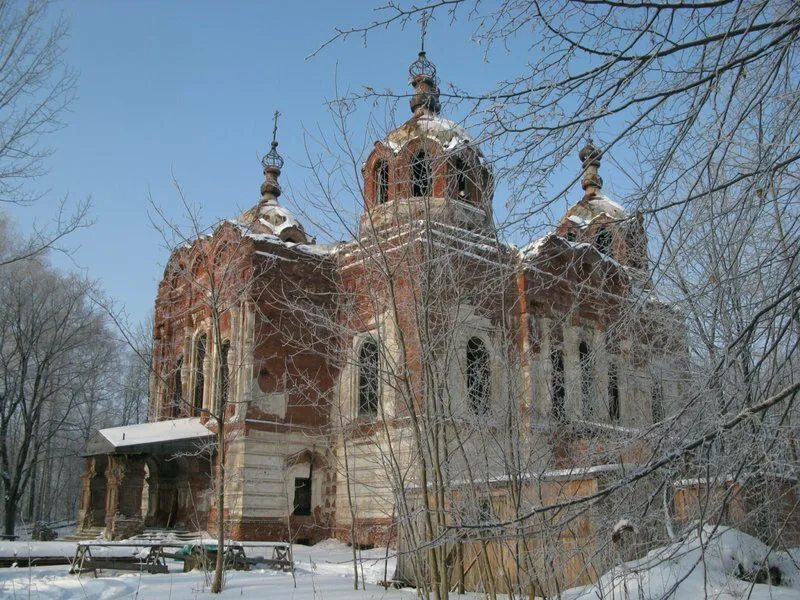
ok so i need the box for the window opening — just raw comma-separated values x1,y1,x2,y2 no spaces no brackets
193,333,207,414
358,339,379,416
375,160,389,204
467,337,490,414
412,151,431,197
551,349,565,421
609,361,620,422
293,478,312,516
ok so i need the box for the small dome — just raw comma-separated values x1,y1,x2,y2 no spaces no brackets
239,199,314,245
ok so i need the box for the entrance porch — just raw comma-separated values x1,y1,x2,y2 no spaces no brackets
76,418,214,540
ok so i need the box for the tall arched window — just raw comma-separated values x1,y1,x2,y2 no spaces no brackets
608,361,620,422
579,341,593,418
220,340,231,407
173,355,183,417
466,337,490,414
596,228,612,254
375,160,389,205
453,157,469,201
193,333,207,414
358,338,379,417
651,382,665,423
551,349,566,422
411,151,431,197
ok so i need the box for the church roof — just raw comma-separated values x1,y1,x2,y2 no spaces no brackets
384,113,473,153
84,417,213,456
560,193,629,229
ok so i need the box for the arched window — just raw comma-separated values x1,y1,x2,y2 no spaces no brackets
220,340,231,407
551,349,565,422
173,355,183,417
596,228,612,254
453,157,469,201
358,338,379,417
608,361,620,422
193,333,207,414
411,151,431,197
375,160,389,205
651,382,665,423
579,341,593,418
466,337,490,414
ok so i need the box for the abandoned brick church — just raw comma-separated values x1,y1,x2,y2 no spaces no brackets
76,48,684,549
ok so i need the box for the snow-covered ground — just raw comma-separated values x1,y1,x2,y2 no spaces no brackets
0,538,433,600
1,527,799,599
565,525,800,600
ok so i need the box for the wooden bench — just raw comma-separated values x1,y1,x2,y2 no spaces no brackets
241,544,293,572
69,543,169,576
70,541,294,577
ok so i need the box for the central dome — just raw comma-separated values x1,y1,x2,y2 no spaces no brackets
358,48,493,236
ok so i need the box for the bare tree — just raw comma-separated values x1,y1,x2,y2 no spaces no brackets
0,244,114,537
0,0,87,265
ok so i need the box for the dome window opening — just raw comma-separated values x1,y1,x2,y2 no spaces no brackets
412,151,432,197
595,228,612,255
453,157,470,202
466,337,490,415
375,160,389,205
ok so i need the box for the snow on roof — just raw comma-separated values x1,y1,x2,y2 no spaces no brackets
385,114,474,153
85,418,213,455
293,242,341,256
520,234,552,259
590,194,627,219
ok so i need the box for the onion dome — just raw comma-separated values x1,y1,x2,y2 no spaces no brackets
409,50,441,115
240,112,314,245
579,139,603,196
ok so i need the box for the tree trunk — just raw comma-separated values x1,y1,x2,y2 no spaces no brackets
211,420,225,593
3,496,17,537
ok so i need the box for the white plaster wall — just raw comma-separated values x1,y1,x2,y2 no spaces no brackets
234,430,327,519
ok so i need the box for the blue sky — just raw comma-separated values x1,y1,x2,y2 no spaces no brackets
8,1,598,324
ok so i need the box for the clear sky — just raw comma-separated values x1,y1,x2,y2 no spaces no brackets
8,1,601,325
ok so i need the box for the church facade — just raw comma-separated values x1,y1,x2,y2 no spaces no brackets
76,49,684,560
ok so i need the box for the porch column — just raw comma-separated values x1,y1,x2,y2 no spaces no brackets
76,456,108,531
104,455,146,539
